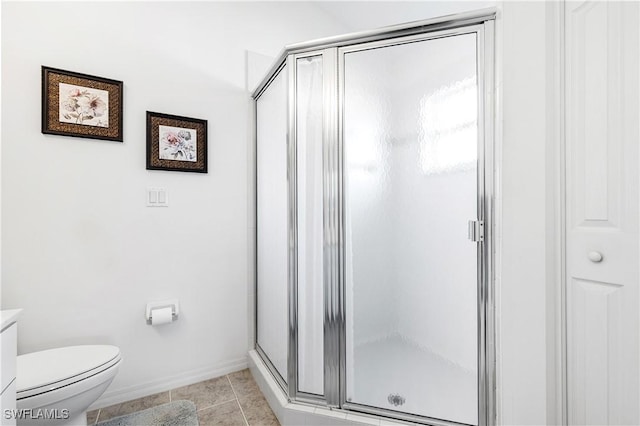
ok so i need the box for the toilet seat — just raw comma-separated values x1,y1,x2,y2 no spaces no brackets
17,345,121,400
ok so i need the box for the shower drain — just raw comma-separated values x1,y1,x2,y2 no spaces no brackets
387,393,406,407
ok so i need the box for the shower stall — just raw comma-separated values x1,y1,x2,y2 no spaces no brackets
253,10,495,426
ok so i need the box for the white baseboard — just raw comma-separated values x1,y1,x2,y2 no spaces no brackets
90,356,248,409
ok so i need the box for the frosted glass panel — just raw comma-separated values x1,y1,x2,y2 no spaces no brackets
296,56,324,395
344,34,479,424
256,66,288,382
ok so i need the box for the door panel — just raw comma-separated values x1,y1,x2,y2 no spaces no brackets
296,55,325,396
256,66,289,382
342,33,479,425
566,2,640,424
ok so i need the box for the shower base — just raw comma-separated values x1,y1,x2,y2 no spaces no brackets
350,335,477,425
249,350,405,425
249,347,475,426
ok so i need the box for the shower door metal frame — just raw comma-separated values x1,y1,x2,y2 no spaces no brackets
253,8,496,426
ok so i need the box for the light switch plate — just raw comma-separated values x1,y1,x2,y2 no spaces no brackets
147,187,169,207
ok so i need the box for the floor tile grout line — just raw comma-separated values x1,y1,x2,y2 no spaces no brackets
227,374,250,426
196,398,239,412
235,398,250,426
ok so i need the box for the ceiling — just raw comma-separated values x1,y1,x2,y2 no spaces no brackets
311,1,496,33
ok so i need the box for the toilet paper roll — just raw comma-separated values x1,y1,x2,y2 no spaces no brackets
151,307,173,326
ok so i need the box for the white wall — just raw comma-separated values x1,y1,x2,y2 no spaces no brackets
0,0,3,318
0,1,349,406
498,2,558,424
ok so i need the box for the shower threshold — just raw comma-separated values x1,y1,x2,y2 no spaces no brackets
249,350,424,426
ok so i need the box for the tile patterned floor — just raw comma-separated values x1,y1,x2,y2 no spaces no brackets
87,369,280,426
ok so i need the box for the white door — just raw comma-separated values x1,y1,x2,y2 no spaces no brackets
565,2,640,424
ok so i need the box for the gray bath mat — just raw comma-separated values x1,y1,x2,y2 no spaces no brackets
97,400,198,426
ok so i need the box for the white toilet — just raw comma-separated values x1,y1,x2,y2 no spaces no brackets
16,345,121,426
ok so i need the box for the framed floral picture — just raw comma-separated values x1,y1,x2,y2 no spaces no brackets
41,66,123,141
146,111,208,173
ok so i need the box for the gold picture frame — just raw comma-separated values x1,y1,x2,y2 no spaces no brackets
146,111,208,173
42,66,123,142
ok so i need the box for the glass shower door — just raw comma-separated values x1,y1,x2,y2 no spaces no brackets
342,32,480,425
256,66,289,385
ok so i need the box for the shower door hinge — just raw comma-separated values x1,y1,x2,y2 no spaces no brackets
468,220,484,242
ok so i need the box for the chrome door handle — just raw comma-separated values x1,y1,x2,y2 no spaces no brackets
468,220,484,242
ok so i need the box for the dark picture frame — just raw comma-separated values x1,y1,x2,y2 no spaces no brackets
146,111,208,173
42,66,123,142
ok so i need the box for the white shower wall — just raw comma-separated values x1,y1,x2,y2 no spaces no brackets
393,169,478,373
344,65,398,348
390,37,478,373
345,33,478,375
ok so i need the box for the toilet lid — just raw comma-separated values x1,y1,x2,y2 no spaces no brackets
16,345,121,395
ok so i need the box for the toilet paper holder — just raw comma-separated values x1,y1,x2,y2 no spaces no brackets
145,299,179,325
